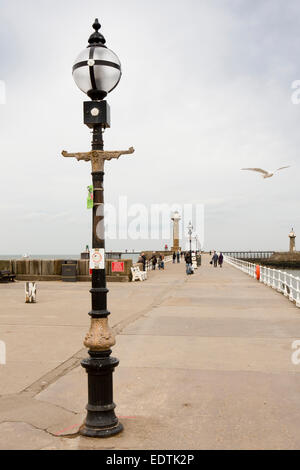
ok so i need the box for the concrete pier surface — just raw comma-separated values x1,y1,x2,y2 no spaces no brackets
1,256,300,449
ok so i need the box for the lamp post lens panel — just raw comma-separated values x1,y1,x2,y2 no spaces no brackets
91,107,100,116
73,46,122,98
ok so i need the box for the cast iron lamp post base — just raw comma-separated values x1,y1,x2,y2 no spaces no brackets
80,351,123,438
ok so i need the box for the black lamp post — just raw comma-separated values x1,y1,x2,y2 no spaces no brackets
188,221,193,257
63,19,134,438
194,234,198,253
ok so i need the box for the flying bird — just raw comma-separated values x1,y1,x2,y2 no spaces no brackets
241,166,290,179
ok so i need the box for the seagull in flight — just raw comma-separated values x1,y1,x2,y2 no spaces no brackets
241,166,290,179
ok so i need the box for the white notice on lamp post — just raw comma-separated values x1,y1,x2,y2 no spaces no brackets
90,249,105,270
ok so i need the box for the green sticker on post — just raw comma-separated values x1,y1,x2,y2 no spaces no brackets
87,185,93,209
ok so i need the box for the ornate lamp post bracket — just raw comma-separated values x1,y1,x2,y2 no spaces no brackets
62,147,134,172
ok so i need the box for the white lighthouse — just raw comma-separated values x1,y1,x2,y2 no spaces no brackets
171,211,181,252
289,228,296,253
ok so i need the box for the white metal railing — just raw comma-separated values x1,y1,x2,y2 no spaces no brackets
145,260,153,272
224,255,300,308
145,255,173,272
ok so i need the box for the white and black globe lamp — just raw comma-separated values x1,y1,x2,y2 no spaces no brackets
72,18,122,137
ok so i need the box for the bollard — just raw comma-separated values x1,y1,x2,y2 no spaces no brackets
25,282,37,303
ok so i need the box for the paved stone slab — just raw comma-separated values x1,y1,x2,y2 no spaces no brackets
0,269,175,395
0,422,58,450
163,295,284,308
149,305,297,319
39,367,300,450
123,315,300,338
36,366,86,414
0,393,76,430
114,335,299,373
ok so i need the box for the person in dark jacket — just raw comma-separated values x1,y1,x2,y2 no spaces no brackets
212,251,218,267
152,254,157,270
176,251,180,263
139,253,146,271
172,252,176,263
218,252,224,268
185,252,193,274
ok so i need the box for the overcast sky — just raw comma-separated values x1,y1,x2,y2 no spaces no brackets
0,0,300,254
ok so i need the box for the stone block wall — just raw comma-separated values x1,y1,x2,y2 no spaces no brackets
0,258,133,282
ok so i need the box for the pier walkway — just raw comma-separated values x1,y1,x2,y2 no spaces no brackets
0,256,300,449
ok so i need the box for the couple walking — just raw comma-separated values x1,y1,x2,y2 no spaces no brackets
211,251,223,268
172,251,181,263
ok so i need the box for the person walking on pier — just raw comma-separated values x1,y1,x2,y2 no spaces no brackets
139,253,146,272
176,251,180,263
172,252,176,263
185,252,193,275
152,254,158,270
218,252,224,268
158,253,165,270
212,251,218,268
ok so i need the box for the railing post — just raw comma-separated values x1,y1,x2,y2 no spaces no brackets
260,265,263,283
272,269,276,289
296,278,300,308
289,275,294,302
284,272,288,296
277,271,281,292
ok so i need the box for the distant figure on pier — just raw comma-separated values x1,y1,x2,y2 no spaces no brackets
173,252,176,264
151,254,158,270
177,251,180,263
139,253,146,272
212,251,218,267
158,253,165,270
218,252,224,268
185,252,193,275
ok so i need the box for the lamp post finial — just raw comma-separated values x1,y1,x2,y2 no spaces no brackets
88,18,106,46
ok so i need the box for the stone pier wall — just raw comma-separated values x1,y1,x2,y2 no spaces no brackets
242,252,300,268
0,259,133,282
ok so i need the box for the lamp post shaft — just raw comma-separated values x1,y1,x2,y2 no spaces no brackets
91,124,104,251
80,122,123,438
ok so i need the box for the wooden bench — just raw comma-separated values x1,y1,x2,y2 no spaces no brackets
0,270,16,283
131,266,147,282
